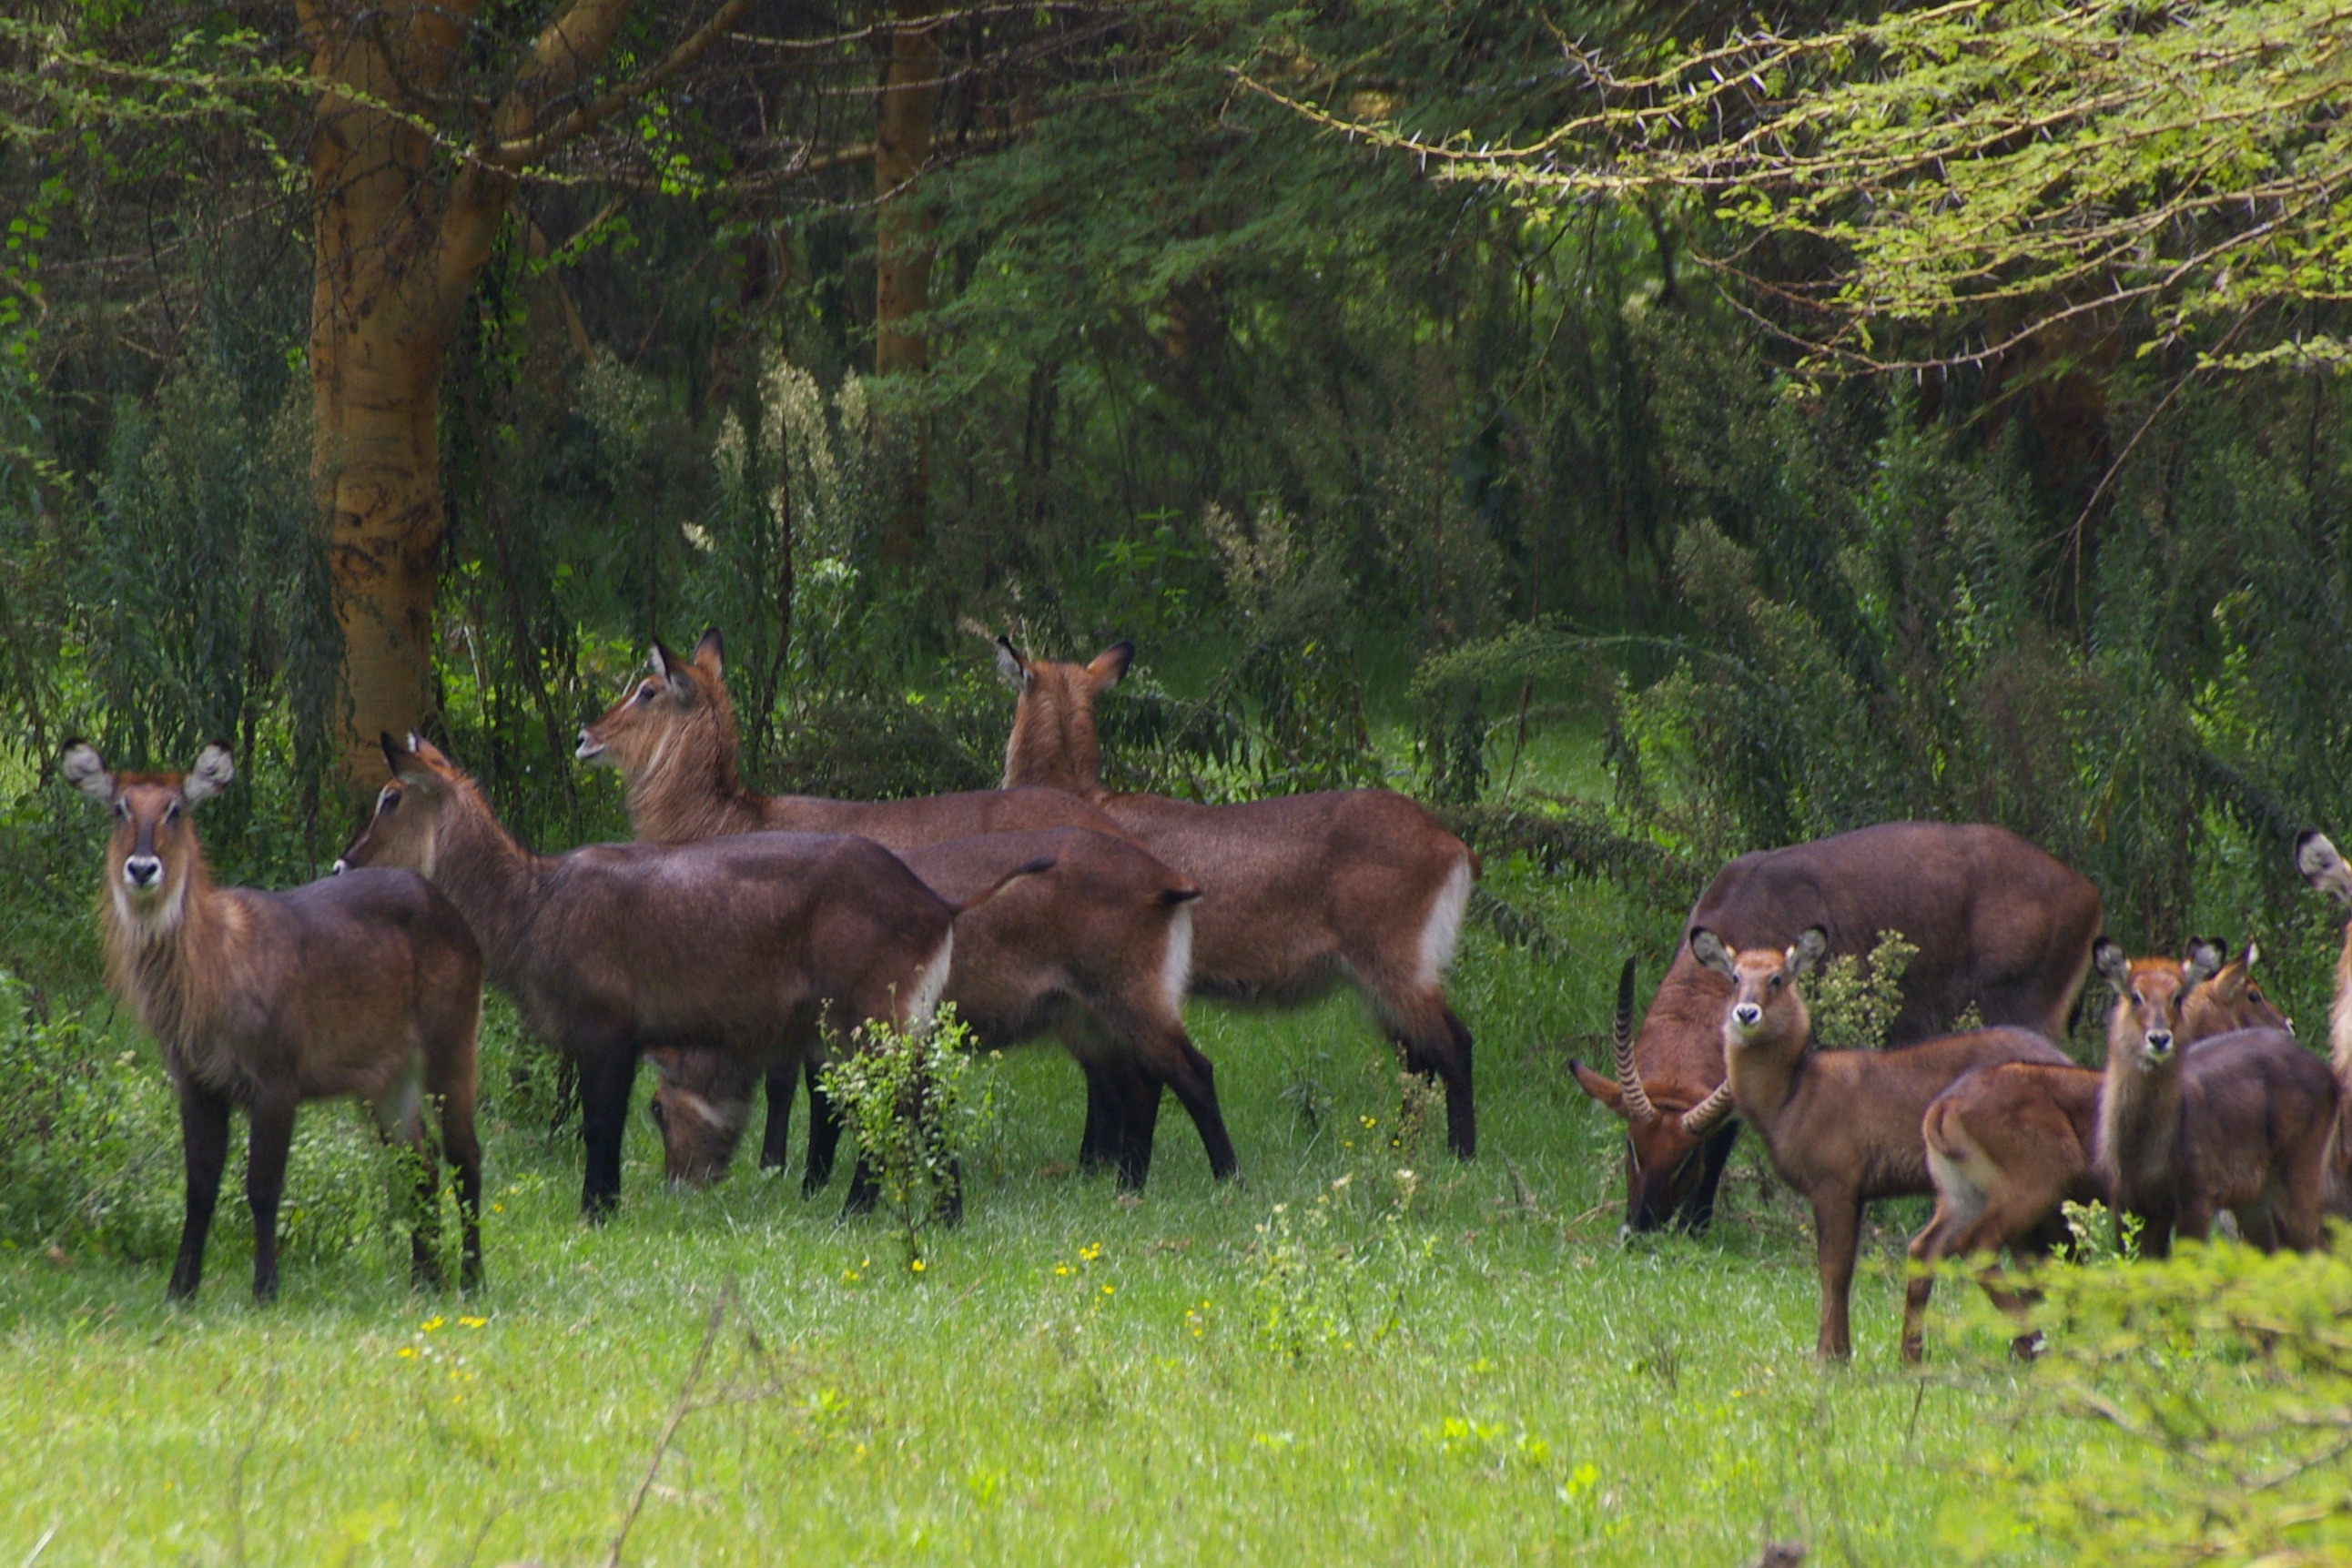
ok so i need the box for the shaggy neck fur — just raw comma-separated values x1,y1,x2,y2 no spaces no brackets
414,781,557,991
1002,665,1103,797
101,852,238,1081
620,696,768,844
2094,981,2187,1196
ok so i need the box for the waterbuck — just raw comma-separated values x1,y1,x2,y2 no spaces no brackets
64,742,484,1302
1900,943,2286,1362
1681,926,2074,1360
994,639,1482,1158
2092,938,2337,1259
1569,823,2102,1234
578,630,1231,1188
2296,830,2352,1093
337,733,1019,1217
642,826,1233,1189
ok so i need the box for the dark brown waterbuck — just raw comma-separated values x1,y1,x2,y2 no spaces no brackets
1681,926,2074,1360
994,638,1483,1158
578,630,1232,1188
1569,823,2102,1233
65,742,484,1302
2091,938,2337,1259
1900,943,2285,1362
338,733,1021,1217
643,826,1234,1189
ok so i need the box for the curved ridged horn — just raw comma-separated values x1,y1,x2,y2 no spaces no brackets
1612,956,1657,1124
1679,1080,1736,1138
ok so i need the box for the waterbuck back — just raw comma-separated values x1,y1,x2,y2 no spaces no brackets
1571,821,2101,1234
66,741,484,1303
996,638,1483,1158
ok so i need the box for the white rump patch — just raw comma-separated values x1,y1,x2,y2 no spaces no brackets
1924,1144,1989,1231
1415,858,1473,989
1160,903,1195,1017
905,932,955,1029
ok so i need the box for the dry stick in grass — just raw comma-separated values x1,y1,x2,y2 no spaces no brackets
602,1286,735,1568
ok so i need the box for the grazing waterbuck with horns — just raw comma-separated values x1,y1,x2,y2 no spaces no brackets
578,629,1231,1189
339,733,1038,1217
64,741,485,1303
994,638,1483,1158
1901,942,2289,1361
1681,926,2073,1360
1570,823,2101,1235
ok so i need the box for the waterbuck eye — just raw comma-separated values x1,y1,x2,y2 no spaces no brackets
378,789,399,814
162,803,179,824
635,683,656,703
113,800,129,821
1769,976,1783,991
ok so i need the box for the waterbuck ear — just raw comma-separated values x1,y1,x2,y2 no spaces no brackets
381,732,438,784
1689,927,1735,979
2093,936,2132,992
180,743,235,805
2298,830,2352,906
60,741,113,804
2182,936,2224,990
1566,1059,1627,1116
1088,641,1134,688
649,641,695,702
994,635,1029,692
694,627,725,676
1787,926,1829,976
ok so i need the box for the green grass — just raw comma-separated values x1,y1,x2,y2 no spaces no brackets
0,861,2096,1567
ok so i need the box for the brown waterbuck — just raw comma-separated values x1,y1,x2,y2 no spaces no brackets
338,733,1027,1217
1681,926,2074,1360
1900,943,2286,1362
577,630,1231,1189
994,638,1482,1158
2091,937,2337,1259
2296,830,2352,1099
64,741,484,1302
642,826,1233,1189
1570,823,2102,1234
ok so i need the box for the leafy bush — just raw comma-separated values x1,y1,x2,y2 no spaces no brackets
816,1010,993,1269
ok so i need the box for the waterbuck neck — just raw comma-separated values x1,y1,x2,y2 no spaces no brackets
1002,673,1102,797
99,851,237,1068
1722,998,1811,1134
414,783,556,990
2334,923,2352,1085
621,709,766,845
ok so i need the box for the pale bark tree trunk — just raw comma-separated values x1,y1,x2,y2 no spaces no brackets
874,0,942,572
299,0,749,796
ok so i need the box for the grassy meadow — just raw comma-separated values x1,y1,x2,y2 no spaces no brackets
0,845,2114,1568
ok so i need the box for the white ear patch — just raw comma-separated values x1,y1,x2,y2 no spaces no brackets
994,638,1028,691
61,743,113,803
180,744,235,804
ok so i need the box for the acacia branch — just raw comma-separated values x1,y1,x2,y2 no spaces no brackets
490,0,756,170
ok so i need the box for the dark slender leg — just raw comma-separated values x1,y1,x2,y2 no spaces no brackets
1078,1060,1126,1172
804,1063,844,1195
1114,1072,1166,1191
759,1062,796,1172
844,1157,879,1215
448,1120,483,1293
1813,1191,1863,1361
168,1081,233,1303
408,1124,448,1291
245,1095,298,1304
1154,1037,1237,1182
577,1044,640,1220
1390,1008,1476,1160
1679,1123,1740,1233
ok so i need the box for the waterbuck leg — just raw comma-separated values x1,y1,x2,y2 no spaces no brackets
168,1080,233,1303
244,1093,299,1304
444,1106,483,1294
803,1062,844,1195
1132,1025,1237,1185
1679,1123,1740,1234
1113,1071,1166,1192
1078,1058,1126,1173
758,1061,796,1172
844,1157,879,1216
1812,1189,1864,1361
406,1121,448,1292
576,1042,640,1220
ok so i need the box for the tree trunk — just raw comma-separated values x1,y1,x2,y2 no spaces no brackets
875,0,942,572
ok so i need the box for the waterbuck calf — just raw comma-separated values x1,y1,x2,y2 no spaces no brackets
579,630,1231,1188
995,638,1482,1158
1900,944,2285,1362
2093,938,2337,1259
65,742,484,1303
1682,926,2073,1360
644,826,1232,1189
338,734,1011,1218
1572,823,2102,1234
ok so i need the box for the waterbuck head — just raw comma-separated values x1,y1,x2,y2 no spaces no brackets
1567,958,1726,1230
64,741,234,932
2094,936,2224,1073
643,1047,760,1187
577,629,733,786
996,637,1131,795
336,733,467,878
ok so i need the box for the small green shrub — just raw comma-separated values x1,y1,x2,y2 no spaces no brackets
816,1009,992,1269
1248,1180,1432,1361
1804,928,1915,1051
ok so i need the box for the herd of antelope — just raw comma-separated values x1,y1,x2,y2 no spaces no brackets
61,632,2352,1366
